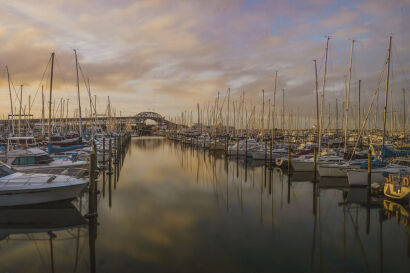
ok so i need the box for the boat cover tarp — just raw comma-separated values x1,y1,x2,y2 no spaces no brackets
48,143,85,154
296,148,314,157
381,146,410,159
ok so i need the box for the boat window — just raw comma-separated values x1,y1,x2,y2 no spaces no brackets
35,155,53,164
12,157,36,165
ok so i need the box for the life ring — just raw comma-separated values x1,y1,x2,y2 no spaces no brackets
275,158,284,167
403,177,409,186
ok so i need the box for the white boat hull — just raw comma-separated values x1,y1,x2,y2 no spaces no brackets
347,170,385,186
292,160,314,172
13,160,88,172
317,165,347,177
0,183,87,207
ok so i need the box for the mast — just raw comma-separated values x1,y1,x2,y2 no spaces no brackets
41,86,45,137
197,103,201,134
273,72,277,139
314,60,320,147
336,98,338,135
403,88,406,139
48,52,55,141
344,40,354,154
261,89,265,137
19,85,22,136
227,88,230,135
66,99,69,133
87,78,94,135
319,36,329,154
358,79,361,133
382,36,392,147
28,95,31,125
282,88,285,134
74,49,83,137
390,86,393,135
94,95,98,129
6,66,14,135
107,96,111,134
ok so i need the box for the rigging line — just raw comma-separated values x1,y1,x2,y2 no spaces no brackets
349,60,387,160
9,77,22,109
78,63,95,110
30,56,51,110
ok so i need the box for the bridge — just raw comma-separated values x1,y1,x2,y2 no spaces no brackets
0,111,177,129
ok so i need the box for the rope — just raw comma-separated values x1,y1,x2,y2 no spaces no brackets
29,56,51,111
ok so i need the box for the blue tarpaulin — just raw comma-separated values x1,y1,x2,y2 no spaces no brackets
360,160,388,169
48,143,85,154
381,146,410,159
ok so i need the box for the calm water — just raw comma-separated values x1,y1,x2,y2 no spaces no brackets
1,137,409,273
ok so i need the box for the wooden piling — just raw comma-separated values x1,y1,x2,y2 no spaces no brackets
108,138,112,175
102,137,105,169
89,142,96,194
287,144,291,175
367,148,372,187
269,138,273,169
245,137,248,161
313,147,317,182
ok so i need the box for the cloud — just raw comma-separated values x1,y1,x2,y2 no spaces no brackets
0,0,408,121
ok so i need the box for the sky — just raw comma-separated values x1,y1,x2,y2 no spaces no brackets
0,0,409,123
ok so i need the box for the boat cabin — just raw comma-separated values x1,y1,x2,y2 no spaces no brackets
7,148,53,166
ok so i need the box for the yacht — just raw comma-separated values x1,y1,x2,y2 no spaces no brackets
0,162,88,206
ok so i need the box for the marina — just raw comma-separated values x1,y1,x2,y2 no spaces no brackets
0,137,409,272
0,0,409,272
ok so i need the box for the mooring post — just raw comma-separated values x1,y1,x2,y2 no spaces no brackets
367,148,372,187
225,134,228,155
108,138,112,175
313,147,317,182
264,138,267,164
269,137,273,169
287,144,291,175
245,136,248,162
89,143,96,194
102,137,106,169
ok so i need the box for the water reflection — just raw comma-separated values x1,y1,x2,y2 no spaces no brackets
0,201,87,272
1,136,409,273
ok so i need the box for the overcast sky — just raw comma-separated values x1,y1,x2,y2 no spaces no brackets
0,0,408,121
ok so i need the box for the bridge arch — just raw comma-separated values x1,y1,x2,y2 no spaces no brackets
135,112,165,124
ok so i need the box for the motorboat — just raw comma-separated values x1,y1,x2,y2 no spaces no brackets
347,164,410,186
250,147,288,160
317,159,367,177
291,154,344,172
229,139,261,157
0,162,88,206
0,148,88,172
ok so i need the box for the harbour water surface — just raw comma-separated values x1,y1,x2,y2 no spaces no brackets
1,137,409,272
